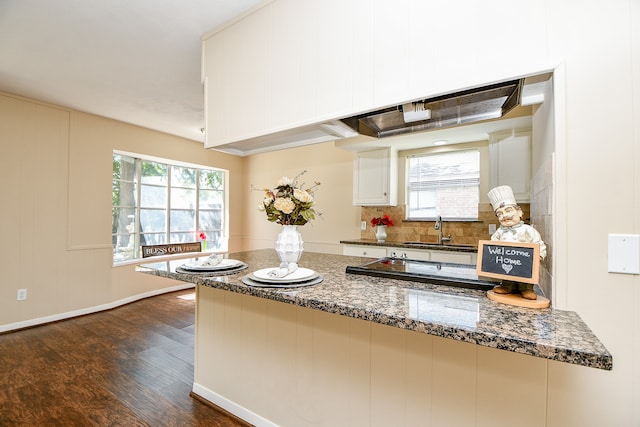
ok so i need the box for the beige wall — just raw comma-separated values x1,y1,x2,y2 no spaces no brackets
0,92,245,329
0,92,358,328
243,141,361,254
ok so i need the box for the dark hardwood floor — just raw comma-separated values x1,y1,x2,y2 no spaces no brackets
0,289,248,426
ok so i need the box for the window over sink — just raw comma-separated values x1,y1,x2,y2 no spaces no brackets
407,149,479,220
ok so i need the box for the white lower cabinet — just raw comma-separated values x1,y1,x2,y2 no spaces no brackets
430,250,477,265
387,248,430,261
343,244,477,264
342,245,387,258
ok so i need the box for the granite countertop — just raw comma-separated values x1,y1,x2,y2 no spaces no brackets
138,249,612,370
340,239,478,252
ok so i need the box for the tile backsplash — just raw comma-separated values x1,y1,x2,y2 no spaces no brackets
361,203,531,246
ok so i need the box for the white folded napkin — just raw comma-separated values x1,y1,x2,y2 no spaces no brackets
267,262,298,278
201,254,223,267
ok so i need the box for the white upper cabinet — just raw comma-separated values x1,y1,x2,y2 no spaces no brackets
353,148,398,206
270,0,317,129
313,0,373,118
488,130,532,201
372,0,412,106
203,7,271,144
202,0,375,154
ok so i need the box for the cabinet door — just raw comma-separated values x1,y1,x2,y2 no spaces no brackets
343,245,388,258
353,148,398,206
271,0,316,128
203,0,376,149
203,6,271,147
372,0,412,106
430,250,475,265
388,248,430,261
489,130,531,202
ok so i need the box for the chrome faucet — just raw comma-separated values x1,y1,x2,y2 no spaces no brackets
435,215,451,245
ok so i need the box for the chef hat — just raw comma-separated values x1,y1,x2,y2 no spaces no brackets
488,185,517,211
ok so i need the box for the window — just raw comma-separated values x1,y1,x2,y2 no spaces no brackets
407,149,480,220
112,152,225,263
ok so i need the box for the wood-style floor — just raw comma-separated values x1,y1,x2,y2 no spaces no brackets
0,289,248,426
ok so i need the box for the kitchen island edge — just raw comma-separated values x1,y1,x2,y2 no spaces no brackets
137,249,611,371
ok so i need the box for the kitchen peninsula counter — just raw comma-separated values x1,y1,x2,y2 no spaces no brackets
139,249,612,425
138,249,611,370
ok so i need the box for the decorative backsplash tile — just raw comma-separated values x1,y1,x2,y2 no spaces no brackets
361,203,531,246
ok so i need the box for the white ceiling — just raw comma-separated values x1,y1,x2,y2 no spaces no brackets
0,0,264,143
0,1,540,151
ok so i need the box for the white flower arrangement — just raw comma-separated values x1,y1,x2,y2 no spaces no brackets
256,170,320,226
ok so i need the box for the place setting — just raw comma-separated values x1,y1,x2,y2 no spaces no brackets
242,262,323,288
176,253,248,276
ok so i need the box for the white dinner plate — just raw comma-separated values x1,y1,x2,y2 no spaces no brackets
242,275,323,288
180,258,241,271
251,267,316,283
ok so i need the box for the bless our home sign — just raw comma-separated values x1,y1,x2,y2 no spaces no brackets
142,242,202,258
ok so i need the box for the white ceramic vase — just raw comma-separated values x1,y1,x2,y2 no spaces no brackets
275,225,304,267
375,225,387,243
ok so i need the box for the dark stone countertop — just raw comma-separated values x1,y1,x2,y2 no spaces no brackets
137,249,612,370
340,239,478,252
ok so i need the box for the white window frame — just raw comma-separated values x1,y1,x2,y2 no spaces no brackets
112,151,227,264
406,149,480,220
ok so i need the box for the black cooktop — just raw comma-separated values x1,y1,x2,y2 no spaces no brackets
346,257,500,290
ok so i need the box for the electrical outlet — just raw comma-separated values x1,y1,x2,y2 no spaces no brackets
361,221,367,230
488,224,497,234
17,288,27,301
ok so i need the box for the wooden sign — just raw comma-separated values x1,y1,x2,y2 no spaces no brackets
476,240,540,284
141,242,202,258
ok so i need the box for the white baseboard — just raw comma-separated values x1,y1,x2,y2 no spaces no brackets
191,382,278,427
0,283,195,333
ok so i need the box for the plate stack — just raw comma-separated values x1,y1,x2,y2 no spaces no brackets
243,267,323,288
177,258,248,275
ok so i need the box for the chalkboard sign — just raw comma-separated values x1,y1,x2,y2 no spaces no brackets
476,240,540,284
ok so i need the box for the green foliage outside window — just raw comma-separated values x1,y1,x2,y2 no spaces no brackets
112,152,225,263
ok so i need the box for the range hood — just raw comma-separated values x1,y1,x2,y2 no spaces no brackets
340,79,523,139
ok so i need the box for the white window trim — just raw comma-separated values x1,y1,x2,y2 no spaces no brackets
112,150,228,265
405,148,480,221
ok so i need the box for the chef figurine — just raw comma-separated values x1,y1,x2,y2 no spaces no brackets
488,185,546,300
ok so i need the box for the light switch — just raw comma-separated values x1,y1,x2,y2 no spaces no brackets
608,234,640,274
